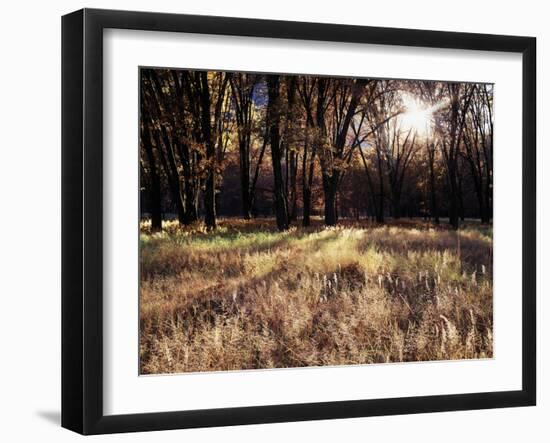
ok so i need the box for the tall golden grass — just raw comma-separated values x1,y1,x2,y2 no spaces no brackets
139,218,493,374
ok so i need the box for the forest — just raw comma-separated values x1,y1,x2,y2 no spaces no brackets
139,69,493,231
139,68,494,374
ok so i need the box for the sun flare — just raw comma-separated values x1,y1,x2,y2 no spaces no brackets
399,95,433,136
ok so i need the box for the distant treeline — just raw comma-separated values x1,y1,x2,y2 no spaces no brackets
139,68,493,231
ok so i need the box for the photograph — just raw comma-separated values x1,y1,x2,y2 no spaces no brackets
138,68,494,375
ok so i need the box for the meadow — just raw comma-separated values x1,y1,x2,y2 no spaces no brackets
139,218,493,374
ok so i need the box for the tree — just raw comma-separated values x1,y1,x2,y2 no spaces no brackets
142,69,189,225
191,71,229,230
418,80,446,224
426,139,440,224
362,81,398,223
266,75,289,230
462,84,493,223
436,83,474,229
297,76,327,227
282,76,299,222
139,108,163,232
229,73,258,219
319,78,369,225
375,90,418,219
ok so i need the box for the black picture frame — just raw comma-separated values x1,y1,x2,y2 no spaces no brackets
61,8,536,435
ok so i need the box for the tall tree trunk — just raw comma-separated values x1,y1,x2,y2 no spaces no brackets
267,75,289,231
301,106,315,227
376,151,385,223
143,71,189,225
285,77,298,222
448,168,459,230
391,188,401,219
320,78,366,226
152,129,187,225
288,149,298,222
376,184,385,223
249,126,269,213
304,149,317,227
229,74,255,220
302,187,312,227
322,175,338,226
239,136,251,219
443,84,474,231
477,190,488,224
141,125,163,232
458,170,465,221
198,72,216,231
358,142,377,223
428,148,440,224
483,180,491,224
169,70,198,224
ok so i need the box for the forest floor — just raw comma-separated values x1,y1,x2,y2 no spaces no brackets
139,217,493,374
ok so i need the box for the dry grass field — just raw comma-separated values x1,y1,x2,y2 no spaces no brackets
139,218,493,374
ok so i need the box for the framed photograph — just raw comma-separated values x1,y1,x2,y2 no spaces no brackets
61,8,536,435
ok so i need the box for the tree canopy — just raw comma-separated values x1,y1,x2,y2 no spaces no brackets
140,68,493,231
